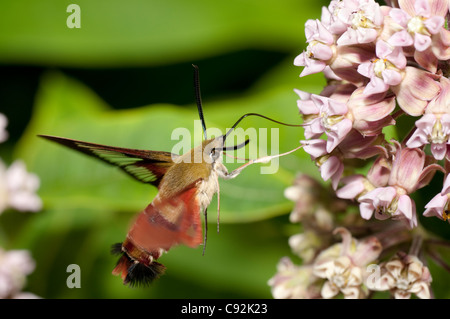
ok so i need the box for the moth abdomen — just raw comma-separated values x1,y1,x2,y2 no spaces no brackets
111,242,166,287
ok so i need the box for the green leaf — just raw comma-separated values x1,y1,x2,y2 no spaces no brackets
0,0,328,67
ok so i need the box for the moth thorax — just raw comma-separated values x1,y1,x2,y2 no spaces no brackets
197,168,219,211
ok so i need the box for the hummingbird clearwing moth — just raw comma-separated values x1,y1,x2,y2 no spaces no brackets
39,65,302,287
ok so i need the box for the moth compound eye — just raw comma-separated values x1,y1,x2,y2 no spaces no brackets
210,148,220,161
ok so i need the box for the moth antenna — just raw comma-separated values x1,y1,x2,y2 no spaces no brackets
210,138,250,163
224,113,303,142
222,138,250,152
192,64,208,140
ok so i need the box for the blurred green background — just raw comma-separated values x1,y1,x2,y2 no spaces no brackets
0,0,330,298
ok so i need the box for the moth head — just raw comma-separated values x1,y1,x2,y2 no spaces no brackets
202,136,225,164
202,135,250,164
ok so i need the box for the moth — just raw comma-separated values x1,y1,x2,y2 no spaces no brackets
39,65,301,286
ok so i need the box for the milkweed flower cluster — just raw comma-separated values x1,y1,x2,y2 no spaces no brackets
269,174,434,299
0,113,41,298
0,160,42,214
270,0,450,299
0,113,42,215
0,248,38,299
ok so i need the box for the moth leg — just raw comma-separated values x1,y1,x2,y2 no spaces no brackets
216,176,220,234
202,208,208,256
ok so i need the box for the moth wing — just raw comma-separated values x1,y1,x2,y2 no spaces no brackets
128,181,203,252
39,135,177,188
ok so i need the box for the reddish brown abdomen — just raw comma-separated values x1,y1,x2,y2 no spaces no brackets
112,186,202,286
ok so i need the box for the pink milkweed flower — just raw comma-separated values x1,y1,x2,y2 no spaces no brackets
423,173,450,221
390,66,440,116
296,90,353,153
329,44,376,86
321,0,349,35
406,77,450,160
336,175,371,200
387,0,450,72
318,153,345,191
307,83,395,139
336,129,387,159
302,130,385,190
294,19,335,77
367,252,432,299
284,174,336,231
268,257,321,299
357,40,406,95
289,231,324,263
297,85,395,154
358,186,418,226
346,87,396,136
301,139,344,190
294,18,374,85
0,248,38,299
358,145,443,227
284,174,323,222
313,227,382,299
407,114,450,159
335,0,384,46
301,138,329,159
0,160,42,214
337,155,392,200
